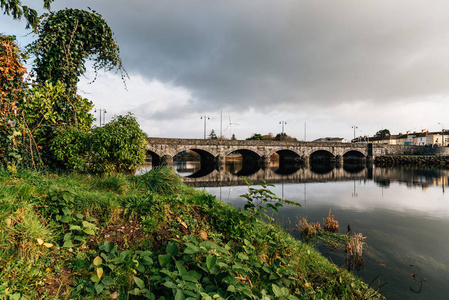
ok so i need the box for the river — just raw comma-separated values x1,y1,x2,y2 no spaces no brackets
143,160,449,299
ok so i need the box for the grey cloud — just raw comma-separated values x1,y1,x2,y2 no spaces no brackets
52,0,449,112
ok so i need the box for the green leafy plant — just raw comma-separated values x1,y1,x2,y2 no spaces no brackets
240,178,301,222
49,113,148,174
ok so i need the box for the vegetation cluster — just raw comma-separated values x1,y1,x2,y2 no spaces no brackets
0,6,145,175
0,167,383,299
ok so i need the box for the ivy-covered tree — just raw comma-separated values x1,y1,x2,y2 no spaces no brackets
1,0,53,30
27,8,127,96
21,8,127,167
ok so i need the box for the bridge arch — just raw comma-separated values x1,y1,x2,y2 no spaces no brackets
343,150,366,159
310,150,335,162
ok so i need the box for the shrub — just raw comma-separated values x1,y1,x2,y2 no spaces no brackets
50,113,148,175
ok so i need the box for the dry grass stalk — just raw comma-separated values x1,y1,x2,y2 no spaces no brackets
323,209,339,233
345,232,366,271
296,217,322,238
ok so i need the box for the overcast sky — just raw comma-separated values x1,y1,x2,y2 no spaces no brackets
2,0,449,141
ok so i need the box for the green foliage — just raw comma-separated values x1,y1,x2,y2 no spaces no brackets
20,81,94,162
0,0,53,30
50,113,148,174
27,8,126,95
89,114,148,174
246,133,263,140
208,129,218,139
241,178,301,223
376,129,391,138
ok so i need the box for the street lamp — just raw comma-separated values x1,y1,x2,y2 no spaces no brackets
94,108,107,127
439,122,445,146
201,116,210,139
279,121,287,134
351,125,358,142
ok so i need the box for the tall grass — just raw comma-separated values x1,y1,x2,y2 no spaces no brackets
134,165,184,195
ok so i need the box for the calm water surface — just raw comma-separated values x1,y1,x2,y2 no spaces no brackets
146,161,449,299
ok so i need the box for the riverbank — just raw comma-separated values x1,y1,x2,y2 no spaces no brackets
0,167,383,299
375,155,449,167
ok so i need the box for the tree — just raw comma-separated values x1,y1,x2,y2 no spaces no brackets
376,129,390,138
0,35,26,168
246,133,263,140
208,129,218,139
231,133,236,140
1,0,53,31
27,8,127,96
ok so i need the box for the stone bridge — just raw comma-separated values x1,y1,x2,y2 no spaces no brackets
146,137,425,166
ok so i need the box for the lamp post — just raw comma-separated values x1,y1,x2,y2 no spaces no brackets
439,122,445,146
94,108,107,127
351,125,358,142
279,121,287,134
201,116,210,139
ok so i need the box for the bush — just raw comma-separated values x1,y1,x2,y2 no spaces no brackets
50,113,148,174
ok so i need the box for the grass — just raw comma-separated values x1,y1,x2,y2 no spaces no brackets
0,167,384,299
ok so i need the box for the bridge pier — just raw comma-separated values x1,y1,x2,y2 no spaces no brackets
215,154,226,166
160,155,173,165
260,155,271,168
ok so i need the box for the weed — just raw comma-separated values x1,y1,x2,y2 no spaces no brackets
345,232,366,271
323,209,339,233
296,217,322,240
241,178,301,223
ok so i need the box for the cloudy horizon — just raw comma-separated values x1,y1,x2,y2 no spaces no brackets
2,0,448,141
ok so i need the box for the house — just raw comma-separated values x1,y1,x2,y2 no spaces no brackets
313,137,349,143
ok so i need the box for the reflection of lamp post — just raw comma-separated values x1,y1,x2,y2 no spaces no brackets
439,123,445,146
94,108,107,126
201,115,210,139
352,125,358,142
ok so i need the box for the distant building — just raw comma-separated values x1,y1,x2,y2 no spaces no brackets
313,137,349,143
366,129,448,146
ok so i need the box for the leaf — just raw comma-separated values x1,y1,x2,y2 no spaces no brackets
176,261,187,276
272,284,283,297
83,228,95,235
37,238,44,245
62,239,75,248
227,285,236,292
94,282,104,294
69,225,81,231
43,242,53,248
163,281,177,289
82,220,96,228
206,255,217,272
175,289,185,300
134,276,145,289
93,256,103,267
158,254,171,268
96,267,103,280
166,242,178,256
